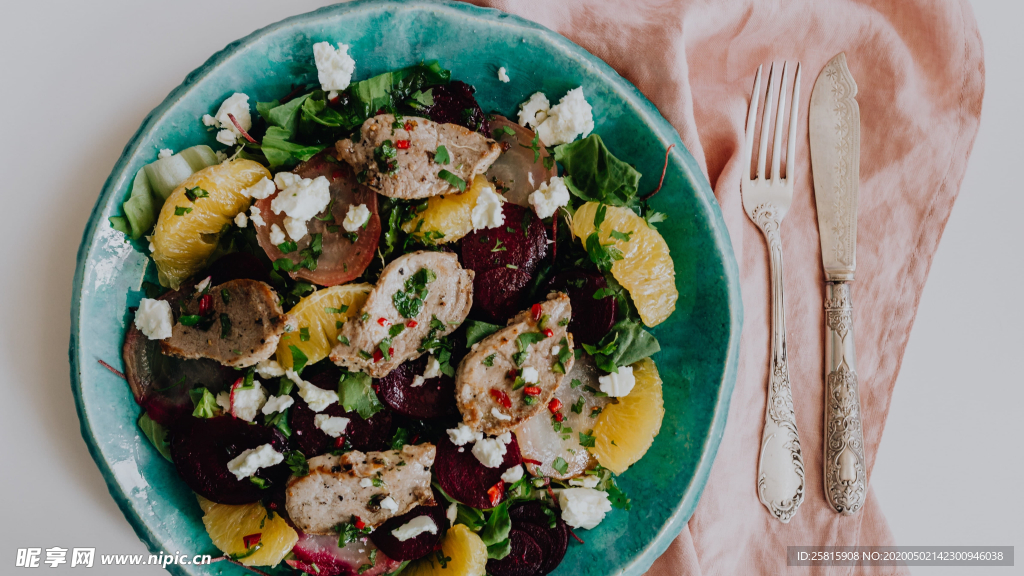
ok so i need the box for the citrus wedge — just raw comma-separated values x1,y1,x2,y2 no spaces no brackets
403,175,493,244
402,524,488,576
570,202,677,327
196,495,297,567
152,159,270,289
275,283,372,369
589,358,664,474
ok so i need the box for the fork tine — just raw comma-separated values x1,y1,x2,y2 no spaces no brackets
756,63,775,180
744,65,762,181
770,62,789,182
786,63,802,181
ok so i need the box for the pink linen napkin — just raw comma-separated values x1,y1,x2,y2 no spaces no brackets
466,0,984,574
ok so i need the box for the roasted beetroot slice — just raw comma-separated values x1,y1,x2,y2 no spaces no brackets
423,81,490,134
290,362,393,455
369,504,446,561
472,267,534,323
288,534,399,576
435,435,522,509
486,529,544,576
169,416,288,504
203,251,271,285
376,356,458,420
460,203,548,275
546,269,617,345
516,518,568,575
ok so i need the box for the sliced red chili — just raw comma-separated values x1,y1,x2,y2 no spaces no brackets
554,412,564,422
403,121,413,131
242,533,262,549
406,320,418,328
523,386,541,396
542,328,554,338
388,347,394,356
507,368,519,379
373,349,384,362
548,399,563,413
377,317,390,327
487,481,505,507
530,303,543,322
332,170,343,180
334,436,346,449
354,516,366,530
198,294,213,316
395,139,410,149
490,388,512,408
521,458,542,466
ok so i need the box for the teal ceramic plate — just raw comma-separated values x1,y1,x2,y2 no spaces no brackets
70,1,741,574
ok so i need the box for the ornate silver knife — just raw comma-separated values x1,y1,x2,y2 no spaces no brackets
809,52,867,515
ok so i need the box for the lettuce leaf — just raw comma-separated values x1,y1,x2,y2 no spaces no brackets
554,134,642,206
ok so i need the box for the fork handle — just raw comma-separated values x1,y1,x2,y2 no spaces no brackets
823,281,867,515
753,203,806,523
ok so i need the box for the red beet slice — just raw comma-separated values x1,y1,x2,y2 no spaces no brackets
546,269,617,346
485,116,556,208
376,356,459,419
289,362,393,455
423,81,490,135
369,504,446,561
435,435,522,509
203,251,271,285
169,416,288,504
471,266,535,323
509,502,569,575
287,534,399,576
255,150,381,286
486,529,544,576
460,203,548,275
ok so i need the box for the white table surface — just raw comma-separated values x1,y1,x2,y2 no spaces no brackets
0,1,1019,574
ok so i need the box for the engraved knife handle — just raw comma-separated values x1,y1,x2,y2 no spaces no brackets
823,281,867,515
756,216,805,523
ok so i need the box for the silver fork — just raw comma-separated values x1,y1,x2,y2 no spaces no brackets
742,62,806,523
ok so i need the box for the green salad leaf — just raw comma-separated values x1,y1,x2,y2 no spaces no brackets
554,134,642,206
588,319,660,373
464,320,502,347
338,370,383,419
137,412,172,461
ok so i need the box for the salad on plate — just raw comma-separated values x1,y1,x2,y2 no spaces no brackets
110,40,678,576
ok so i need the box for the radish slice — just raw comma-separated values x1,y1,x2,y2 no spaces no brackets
287,534,400,576
485,116,556,208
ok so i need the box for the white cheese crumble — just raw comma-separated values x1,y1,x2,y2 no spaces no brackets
244,177,276,200
274,172,302,189
529,176,571,219
535,88,594,146
380,496,399,513
522,366,539,384
551,345,561,356
234,211,248,228
215,150,229,163
313,42,355,92
256,358,285,378
558,487,612,530
598,365,636,398
446,502,458,526
203,93,252,146
492,407,512,421
269,224,286,245
423,356,441,379
288,369,339,412
158,148,173,159
134,298,174,340
359,477,374,488
472,432,513,468
517,92,550,128
314,414,350,438
497,66,510,83
471,185,505,230
569,475,601,488
226,444,283,481
215,391,231,413
501,465,524,484
249,205,266,228
271,175,332,241
411,376,425,388
231,380,268,422
447,423,483,446
261,394,294,415
343,203,371,232
392,516,438,542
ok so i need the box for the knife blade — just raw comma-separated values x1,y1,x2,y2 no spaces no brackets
809,52,867,516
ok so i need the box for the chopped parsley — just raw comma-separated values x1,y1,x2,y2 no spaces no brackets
552,457,569,475
277,240,298,254
492,125,516,139
434,145,450,164
374,140,400,175
579,430,597,448
289,345,309,373
299,327,310,342
571,378,582,389
610,229,634,242
219,314,231,338
335,517,373,547
483,354,496,367
325,305,349,314
220,289,231,304
513,331,547,366
174,206,192,216
337,335,350,345
284,450,309,477
392,267,436,318
184,187,209,202
437,169,467,192
571,396,585,414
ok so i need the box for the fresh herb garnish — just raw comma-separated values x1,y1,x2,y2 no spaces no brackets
374,140,400,175
552,457,569,475
464,319,501,347
219,314,231,338
335,517,373,547
174,206,192,216
289,345,309,373
299,327,310,342
338,371,384,419
189,387,218,418
434,145,451,165
220,289,231,304
437,169,467,192
483,354,496,367
610,229,634,242
579,431,597,448
277,240,298,254
554,134,642,206
392,267,436,318
184,187,209,202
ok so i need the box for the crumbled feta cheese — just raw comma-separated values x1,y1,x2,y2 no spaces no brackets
522,366,539,384
518,92,550,128
447,423,483,446
528,172,535,187
215,150,229,163
194,276,212,294
231,380,268,422
269,224,286,245
134,298,173,340
359,477,374,488
558,487,612,530
535,88,594,146
471,185,505,230
529,176,571,219
501,465,524,484
271,175,331,241
492,407,512,421
146,235,155,253
261,394,294,415
314,414,350,438
256,358,285,378
215,391,231,413
411,376,425,388
244,177,276,200
497,66,510,83
446,501,458,525
158,148,173,159
392,516,438,542
288,369,339,412
234,211,248,228
423,356,441,379
551,345,561,356
598,365,635,397
343,203,370,232
226,444,283,480
569,475,601,488
472,434,512,468
313,42,356,92
249,205,266,227
380,496,399,513
203,93,252,146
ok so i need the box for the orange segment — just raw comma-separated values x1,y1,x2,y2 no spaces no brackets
152,159,270,288
403,175,493,244
589,358,664,474
402,524,488,576
196,495,297,567
570,202,677,327
276,283,372,369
